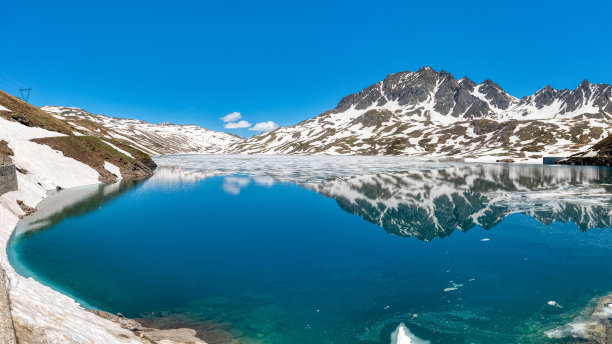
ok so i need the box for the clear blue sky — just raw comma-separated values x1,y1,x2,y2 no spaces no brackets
1,0,610,136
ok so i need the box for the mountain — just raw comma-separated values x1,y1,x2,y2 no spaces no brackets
0,90,155,184
42,106,242,155
227,67,612,161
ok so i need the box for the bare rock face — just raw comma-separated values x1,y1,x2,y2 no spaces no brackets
478,79,514,110
10,114,30,126
16,200,35,217
350,109,395,127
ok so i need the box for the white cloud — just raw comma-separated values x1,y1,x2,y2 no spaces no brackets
220,112,242,122
249,121,279,132
224,120,252,129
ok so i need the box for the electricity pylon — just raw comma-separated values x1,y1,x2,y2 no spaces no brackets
19,88,32,102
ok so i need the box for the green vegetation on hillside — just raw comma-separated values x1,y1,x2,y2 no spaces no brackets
32,136,155,183
0,90,74,135
0,89,156,182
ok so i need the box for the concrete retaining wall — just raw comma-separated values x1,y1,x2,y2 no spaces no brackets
0,161,17,196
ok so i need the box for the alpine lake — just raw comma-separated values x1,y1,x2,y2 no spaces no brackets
8,155,612,344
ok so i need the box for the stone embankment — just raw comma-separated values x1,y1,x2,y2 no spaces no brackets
0,155,17,196
0,154,18,343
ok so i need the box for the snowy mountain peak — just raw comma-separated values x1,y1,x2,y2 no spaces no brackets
227,68,612,158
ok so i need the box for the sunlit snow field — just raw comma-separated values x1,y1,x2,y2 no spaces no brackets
8,155,612,344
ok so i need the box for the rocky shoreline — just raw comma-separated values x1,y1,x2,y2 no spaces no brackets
89,310,207,344
586,295,612,343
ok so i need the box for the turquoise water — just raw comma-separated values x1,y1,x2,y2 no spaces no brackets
8,157,612,343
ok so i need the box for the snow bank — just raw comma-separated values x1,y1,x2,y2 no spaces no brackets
0,117,99,189
0,118,145,343
104,161,122,180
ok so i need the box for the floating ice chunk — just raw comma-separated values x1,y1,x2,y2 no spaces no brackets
444,281,464,292
390,323,430,344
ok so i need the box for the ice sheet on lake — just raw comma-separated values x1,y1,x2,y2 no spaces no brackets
154,154,463,184
153,155,612,240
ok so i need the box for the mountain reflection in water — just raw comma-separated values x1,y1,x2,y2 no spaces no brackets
311,164,612,240
148,159,612,242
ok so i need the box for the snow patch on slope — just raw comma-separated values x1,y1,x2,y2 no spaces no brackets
104,161,122,180
0,117,99,189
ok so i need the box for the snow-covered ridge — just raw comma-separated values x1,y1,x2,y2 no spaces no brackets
42,68,612,161
332,67,612,122
42,106,241,156
228,67,612,160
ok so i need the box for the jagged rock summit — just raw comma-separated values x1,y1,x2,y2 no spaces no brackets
334,67,611,121
228,67,612,160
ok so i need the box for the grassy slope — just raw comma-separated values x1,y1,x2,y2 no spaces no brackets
0,89,155,182
32,136,154,183
0,90,73,135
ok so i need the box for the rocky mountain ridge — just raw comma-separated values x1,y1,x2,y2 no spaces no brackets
228,67,612,161
39,67,612,162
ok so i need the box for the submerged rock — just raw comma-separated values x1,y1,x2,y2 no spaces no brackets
143,328,205,343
